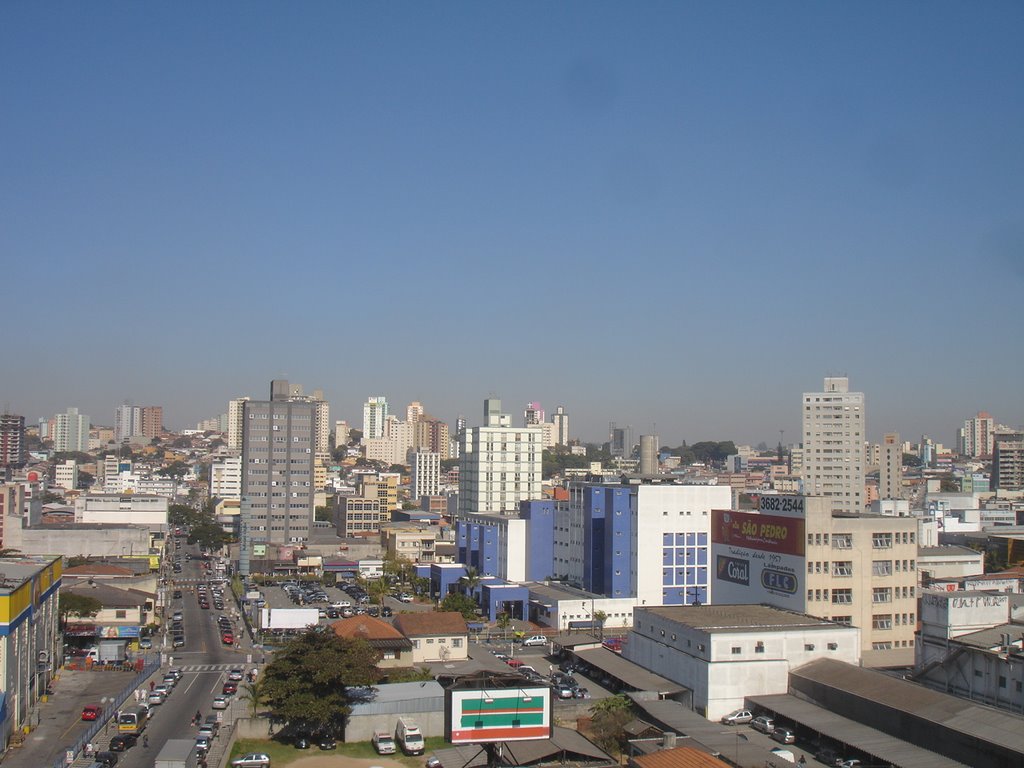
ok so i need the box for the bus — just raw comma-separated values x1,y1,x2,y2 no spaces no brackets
118,705,148,734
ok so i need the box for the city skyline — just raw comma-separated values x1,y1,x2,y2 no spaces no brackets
3,3,1022,446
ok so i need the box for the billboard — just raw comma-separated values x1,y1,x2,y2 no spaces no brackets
445,675,552,744
711,507,806,611
260,607,320,630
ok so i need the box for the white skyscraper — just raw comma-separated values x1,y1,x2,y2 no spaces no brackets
114,403,141,443
552,406,570,446
958,412,994,458
801,377,865,514
362,396,388,440
411,449,441,500
227,397,250,451
458,398,542,517
311,389,330,454
53,407,90,453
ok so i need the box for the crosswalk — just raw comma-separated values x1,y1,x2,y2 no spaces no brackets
178,663,242,673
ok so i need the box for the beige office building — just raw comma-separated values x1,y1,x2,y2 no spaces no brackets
803,497,918,667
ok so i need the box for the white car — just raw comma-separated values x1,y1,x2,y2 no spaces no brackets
211,696,229,710
521,635,548,647
231,754,271,768
148,691,165,705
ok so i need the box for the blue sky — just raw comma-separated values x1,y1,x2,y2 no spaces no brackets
2,2,1022,446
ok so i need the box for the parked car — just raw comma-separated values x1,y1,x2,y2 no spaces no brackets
751,715,775,734
294,734,311,749
223,682,238,695
426,757,443,768
231,754,271,768
228,668,244,681
139,637,152,649
211,696,229,710
521,635,548,647
721,709,753,725
94,751,119,767
317,734,337,750
195,735,212,753
81,704,102,721
771,727,796,745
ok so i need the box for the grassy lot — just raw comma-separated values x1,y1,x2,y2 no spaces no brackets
230,736,447,767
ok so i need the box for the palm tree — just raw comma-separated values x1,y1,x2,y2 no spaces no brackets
496,611,511,641
239,679,265,718
459,566,481,597
592,610,608,640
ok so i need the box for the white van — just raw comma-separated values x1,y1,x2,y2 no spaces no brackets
396,717,424,755
372,730,396,754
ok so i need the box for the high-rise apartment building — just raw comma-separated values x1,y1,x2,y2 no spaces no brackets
227,397,250,450
801,377,865,514
362,396,388,440
411,449,441,500
52,408,90,453
991,432,1024,491
958,411,995,458
552,406,570,447
311,390,330,454
0,414,26,469
524,402,544,427
114,404,140,442
458,399,542,517
415,417,450,460
210,455,242,500
879,432,903,500
407,401,424,424
53,460,78,490
333,420,350,449
239,381,316,571
141,406,163,439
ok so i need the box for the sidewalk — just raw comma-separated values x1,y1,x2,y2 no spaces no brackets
0,667,139,768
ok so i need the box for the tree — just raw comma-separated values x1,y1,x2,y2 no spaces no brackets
496,611,511,640
240,678,266,718
589,695,633,756
902,453,923,468
158,460,190,481
59,592,102,629
189,521,230,551
939,476,960,493
592,609,608,640
315,506,333,523
441,592,479,620
260,629,380,736
348,429,363,445
459,566,482,597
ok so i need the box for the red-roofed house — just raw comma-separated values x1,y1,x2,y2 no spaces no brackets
393,611,469,664
331,615,413,668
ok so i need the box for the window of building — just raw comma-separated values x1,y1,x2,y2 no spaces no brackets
804,644,815,651
872,560,892,577
827,642,838,650
832,590,852,605
872,588,892,604
755,642,765,653
731,646,741,655
872,614,892,630
872,533,893,549
833,533,852,549
115,610,127,619
833,561,853,577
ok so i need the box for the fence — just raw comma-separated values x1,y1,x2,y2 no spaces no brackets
50,655,161,768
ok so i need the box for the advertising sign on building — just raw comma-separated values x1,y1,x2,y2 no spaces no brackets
711,507,806,611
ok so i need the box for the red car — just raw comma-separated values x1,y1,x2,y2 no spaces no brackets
221,632,234,645
81,704,102,721
222,681,237,695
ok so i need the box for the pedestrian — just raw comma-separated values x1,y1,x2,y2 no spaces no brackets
798,757,806,766
149,680,155,691
86,742,93,757
143,734,149,748
195,709,202,724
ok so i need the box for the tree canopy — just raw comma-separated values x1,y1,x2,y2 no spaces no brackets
441,592,479,619
666,440,736,466
59,592,102,627
260,629,380,736
589,694,634,755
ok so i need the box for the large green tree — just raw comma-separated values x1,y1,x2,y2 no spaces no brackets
441,592,479,620
260,629,380,736
589,695,634,756
59,592,102,628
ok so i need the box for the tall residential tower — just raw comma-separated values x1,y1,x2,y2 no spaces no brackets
801,377,865,514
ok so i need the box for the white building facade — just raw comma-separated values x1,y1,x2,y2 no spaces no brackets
412,450,441,501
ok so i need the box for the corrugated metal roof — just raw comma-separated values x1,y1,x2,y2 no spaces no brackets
792,658,1024,755
749,693,969,768
575,647,685,695
348,681,445,717
429,726,613,767
632,746,730,768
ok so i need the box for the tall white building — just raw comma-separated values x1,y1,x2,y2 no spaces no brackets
114,404,141,442
879,432,903,500
52,407,90,453
958,411,994,458
210,455,242,500
227,397,250,451
53,460,78,490
552,406,570,446
311,389,330,454
801,377,865,514
362,396,388,440
458,399,542,517
411,449,440,501
407,401,424,424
